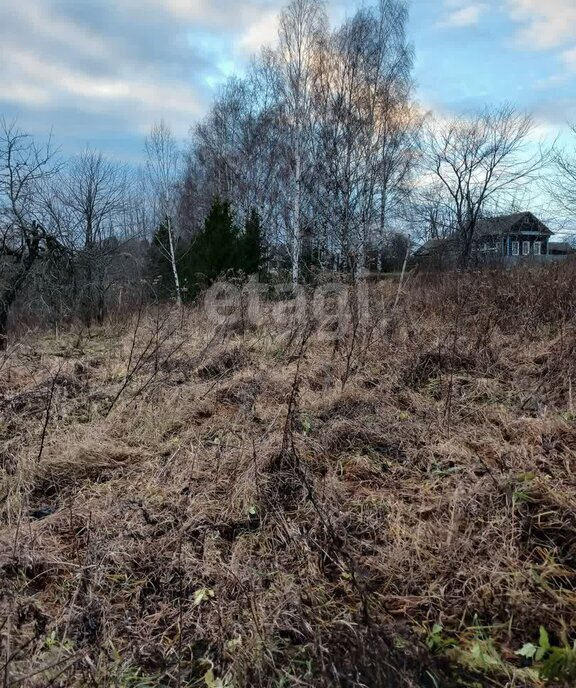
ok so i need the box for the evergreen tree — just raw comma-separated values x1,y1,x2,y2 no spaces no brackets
242,208,265,277
184,198,241,288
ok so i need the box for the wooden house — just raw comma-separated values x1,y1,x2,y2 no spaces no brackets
473,212,553,257
415,212,573,266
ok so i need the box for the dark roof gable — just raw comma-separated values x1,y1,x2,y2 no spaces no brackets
413,237,457,256
475,212,553,238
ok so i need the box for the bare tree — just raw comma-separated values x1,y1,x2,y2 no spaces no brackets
145,121,183,305
301,0,415,274
356,0,415,267
55,149,129,324
180,0,416,279
188,69,283,231
549,123,576,220
0,120,61,349
278,0,327,283
420,105,546,264
412,181,457,243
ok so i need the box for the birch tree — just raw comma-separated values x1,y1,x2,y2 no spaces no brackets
310,1,414,273
189,68,283,235
179,0,416,278
278,0,327,283
145,121,183,305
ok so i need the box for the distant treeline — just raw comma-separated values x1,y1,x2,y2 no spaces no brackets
1,0,575,348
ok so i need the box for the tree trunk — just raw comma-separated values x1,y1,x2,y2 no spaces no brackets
0,306,8,351
460,222,476,268
0,257,37,350
97,286,106,326
82,257,94,328
292,147,302,285
166,216,182,306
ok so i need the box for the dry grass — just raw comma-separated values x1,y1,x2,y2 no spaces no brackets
1,263,576,687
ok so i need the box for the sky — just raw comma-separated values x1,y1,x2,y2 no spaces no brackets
0,0,575,162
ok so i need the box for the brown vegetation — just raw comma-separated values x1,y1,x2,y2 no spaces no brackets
1,263,576,687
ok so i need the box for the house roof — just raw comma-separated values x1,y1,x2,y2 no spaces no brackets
475,212,553,237
414,212,554,256
413,238,456,256
548,241,574,254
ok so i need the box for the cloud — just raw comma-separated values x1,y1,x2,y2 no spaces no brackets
499,1,576,93
438,3,488,28
0,0,572,160
561,46,576,72
0,0,222,141
3,49,203,116
237,10,280,53
0,0,290,155
506,0,576,50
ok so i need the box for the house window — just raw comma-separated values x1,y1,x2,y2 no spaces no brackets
523,241,530,256
534,241,541,256
512,241,520,256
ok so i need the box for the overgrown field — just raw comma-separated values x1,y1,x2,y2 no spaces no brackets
2,265,576,687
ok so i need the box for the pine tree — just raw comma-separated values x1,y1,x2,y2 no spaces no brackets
242,208,265,277
185,198,241,288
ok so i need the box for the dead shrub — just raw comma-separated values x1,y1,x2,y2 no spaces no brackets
37,438,147,496
405,350,476,389
318,388,378,421
515,482,576,569
214,372,263,409
196,344,250,380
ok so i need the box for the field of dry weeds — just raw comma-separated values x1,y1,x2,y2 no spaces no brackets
1,265,576,687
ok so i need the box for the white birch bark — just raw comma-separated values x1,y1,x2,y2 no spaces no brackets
165,215,182,307
145,121,183,306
